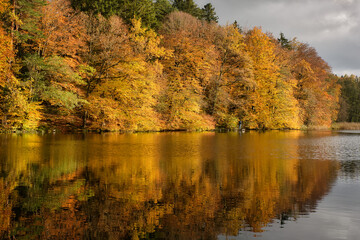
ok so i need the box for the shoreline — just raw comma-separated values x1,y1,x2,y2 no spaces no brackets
1,122,360,134
2,124,359,134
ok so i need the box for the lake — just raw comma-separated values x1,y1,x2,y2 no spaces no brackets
0,131,359,239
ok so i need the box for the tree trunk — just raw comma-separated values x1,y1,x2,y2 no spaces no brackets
82,110,88,129
2,115,7,127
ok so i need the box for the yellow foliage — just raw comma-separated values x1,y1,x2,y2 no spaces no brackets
243,27,301,129
86,18,168,131
160,12,218,130
291,43,340,127
0,0,9,14
0,27,12,87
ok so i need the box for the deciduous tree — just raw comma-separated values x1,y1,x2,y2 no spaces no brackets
244,27,300,129
160,12,217,129
209,24,253,128
291,42,340,127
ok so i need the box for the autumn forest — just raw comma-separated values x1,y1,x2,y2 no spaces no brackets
0,0,358,132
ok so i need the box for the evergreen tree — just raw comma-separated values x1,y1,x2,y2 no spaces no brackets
154,0,174,28
337,75,360,122
70,0,157,27
118,0,157,27
70,0,120,16
278,32,292,50
172,0,202,18
201,3,218,23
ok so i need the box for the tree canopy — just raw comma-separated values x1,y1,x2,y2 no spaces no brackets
0,0,344,131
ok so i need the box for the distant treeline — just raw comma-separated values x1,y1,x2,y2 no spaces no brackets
0,0,347,131
337,75,360,122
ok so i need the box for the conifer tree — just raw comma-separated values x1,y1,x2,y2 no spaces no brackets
70,0,157,27
201,3,218,23
172,0,202,18
154,0,174,28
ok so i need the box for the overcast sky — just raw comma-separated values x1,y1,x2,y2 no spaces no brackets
195,0,360,76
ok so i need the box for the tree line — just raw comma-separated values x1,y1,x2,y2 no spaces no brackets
337,74,360,122
0,0,343,131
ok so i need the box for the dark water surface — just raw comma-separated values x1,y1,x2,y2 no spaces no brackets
0,131,359,239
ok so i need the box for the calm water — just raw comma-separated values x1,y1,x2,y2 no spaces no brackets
0,131,359,239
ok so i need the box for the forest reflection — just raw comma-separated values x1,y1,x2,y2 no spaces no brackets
0,132,339,239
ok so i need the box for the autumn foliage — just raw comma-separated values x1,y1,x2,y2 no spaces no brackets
0,0,341,131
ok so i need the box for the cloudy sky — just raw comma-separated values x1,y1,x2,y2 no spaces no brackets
194,0,360,76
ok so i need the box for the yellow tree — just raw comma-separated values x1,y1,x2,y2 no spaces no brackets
117,18,168,131
160,11,218,130
80,15,131,130
86,18,168,131
210,24,254,128
0,0,14,126
291,42,340,127
244,27,300,129
0,0,13,228
41,0,87,61
272,37,301,129
244,27,279,129
0,0,41,130
33,0,89,128
0,17,12,89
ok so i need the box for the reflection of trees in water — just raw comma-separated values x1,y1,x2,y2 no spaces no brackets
81,159,338,239
340,160,360,179
81,132,339,239
0,132,339,239
0,134,89,239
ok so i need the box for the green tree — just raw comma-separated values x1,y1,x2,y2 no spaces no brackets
201,3,218,23
337,75,360,122
12,0,46,56
70,0,120,16
172,0,202,18
117,0,157,28
70,0,157,28
154,0,174,28
277,32,292,50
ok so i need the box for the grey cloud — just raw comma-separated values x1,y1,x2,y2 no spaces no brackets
195,0,360,75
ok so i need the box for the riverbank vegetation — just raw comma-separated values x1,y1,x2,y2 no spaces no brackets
332,122,360,130
0,0,352,132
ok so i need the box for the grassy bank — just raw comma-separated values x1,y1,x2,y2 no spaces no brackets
332,122,360,130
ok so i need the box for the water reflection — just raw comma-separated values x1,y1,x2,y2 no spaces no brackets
0,132,342,239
